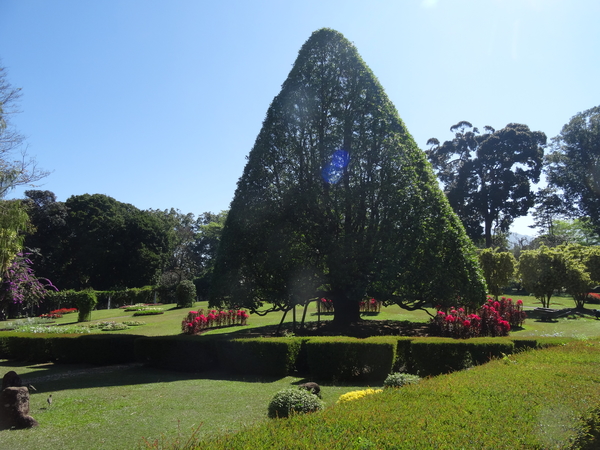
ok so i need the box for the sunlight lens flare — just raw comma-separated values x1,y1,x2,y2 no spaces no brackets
321,149,349,184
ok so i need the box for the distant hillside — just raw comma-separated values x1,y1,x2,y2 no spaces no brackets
509,232,533,246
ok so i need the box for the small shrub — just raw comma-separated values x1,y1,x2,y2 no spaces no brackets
383,372,421,388
74,289,98,322
267,388,324,419
122,321,146,326
176,280,197,308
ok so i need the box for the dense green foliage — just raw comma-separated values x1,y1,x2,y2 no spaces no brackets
519,244,600,308
518,245,567,308
23,192,175,290
176,279,196,308
267,388,325,419
478,248,516,300
0,200,29,277
74,289,97,322
546,105,600,234
211,28,486,327
427,121,545,247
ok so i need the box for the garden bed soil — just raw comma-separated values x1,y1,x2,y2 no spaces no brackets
232,319,431,338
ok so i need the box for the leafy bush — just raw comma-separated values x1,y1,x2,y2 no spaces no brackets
383,372,421,389
176,280,196,308
74,289,98,322
267,388,324,419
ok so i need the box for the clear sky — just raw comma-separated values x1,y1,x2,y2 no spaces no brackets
1,0,598,236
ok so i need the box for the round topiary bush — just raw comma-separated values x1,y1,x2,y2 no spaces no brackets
267,388,324,419
383,372,421,389
176,280,197,308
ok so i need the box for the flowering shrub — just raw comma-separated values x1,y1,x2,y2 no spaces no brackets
0,253,58,318
267,388,324,418
430,297,526,338
181,308,249,335
337,388,382,404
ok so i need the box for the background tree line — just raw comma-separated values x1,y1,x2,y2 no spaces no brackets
21,190,226,295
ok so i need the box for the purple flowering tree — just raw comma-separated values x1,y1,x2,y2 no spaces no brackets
0,253,58,319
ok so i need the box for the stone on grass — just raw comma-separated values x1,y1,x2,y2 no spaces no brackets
0,386,38,430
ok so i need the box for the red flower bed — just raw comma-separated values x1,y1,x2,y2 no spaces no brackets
430,297,526,338
181,308,249,335
39,307,78,319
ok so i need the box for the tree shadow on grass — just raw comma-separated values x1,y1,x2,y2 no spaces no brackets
0,362,314,396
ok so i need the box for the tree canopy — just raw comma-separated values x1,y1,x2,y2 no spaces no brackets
23,192,175,290
546,105,600,234
427,122,545,247
210,28,486,327
0,65,49,197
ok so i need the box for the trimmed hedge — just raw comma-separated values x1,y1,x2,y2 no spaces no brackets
0,332,575,379
51,334,140,365
134,335,220,372
305,336,397,382
409,337,515,376
218,338,302,378
0,332,141,364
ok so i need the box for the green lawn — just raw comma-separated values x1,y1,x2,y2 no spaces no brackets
0,362,373,450
33,293,600,339
1,294,600,449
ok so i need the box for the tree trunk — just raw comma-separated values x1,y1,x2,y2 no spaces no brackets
331,296,362,328
484,215,493,248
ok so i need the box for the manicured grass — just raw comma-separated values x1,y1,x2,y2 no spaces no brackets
31,294,600,339
187,339,600,449
0,360,371,450
2,293,600,448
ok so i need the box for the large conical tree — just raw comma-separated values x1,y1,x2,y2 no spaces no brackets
210,29,486,328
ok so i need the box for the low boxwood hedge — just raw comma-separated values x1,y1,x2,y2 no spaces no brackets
305,336,398,382
218,338,302,378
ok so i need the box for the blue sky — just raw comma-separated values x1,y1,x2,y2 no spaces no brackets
1,0,598,236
